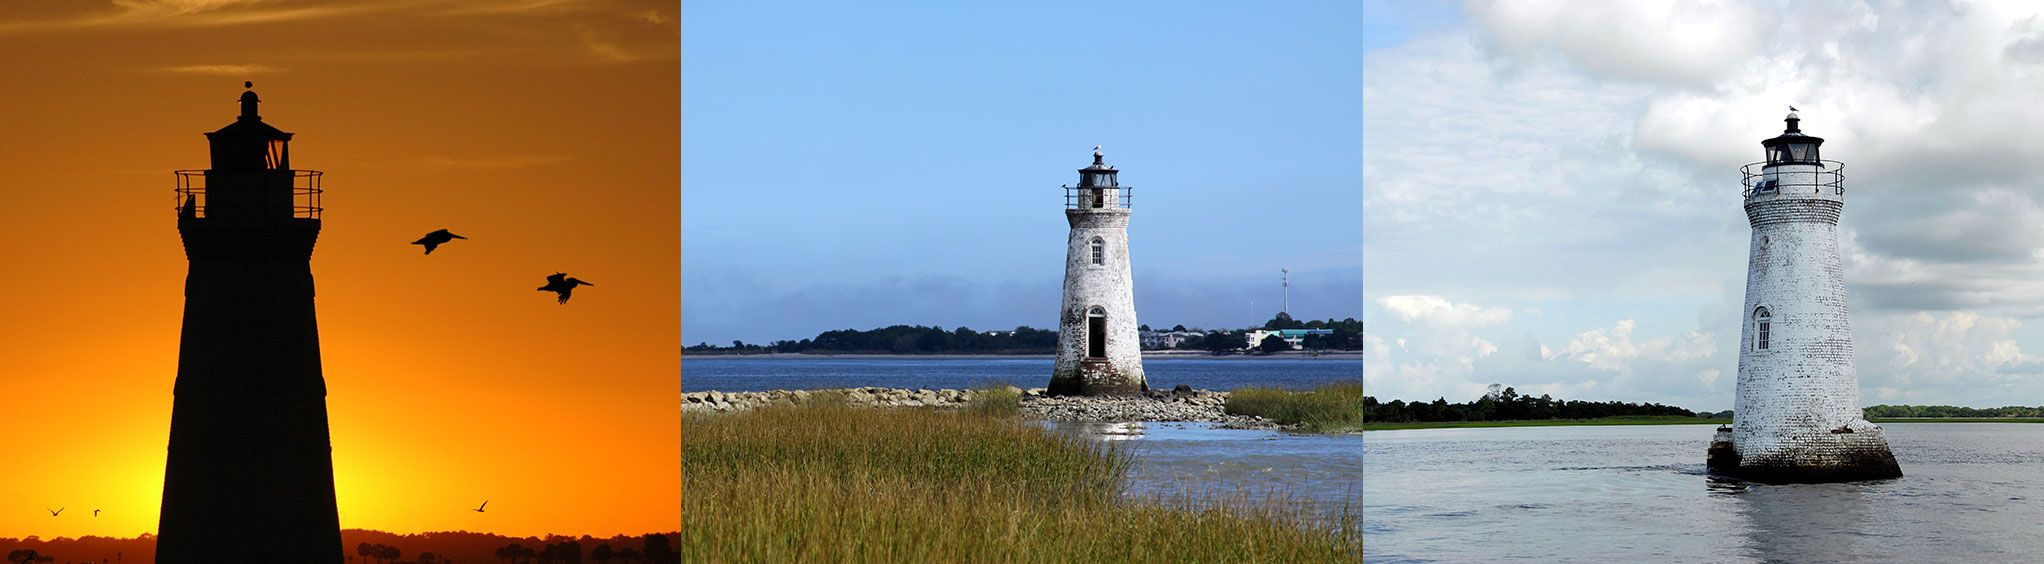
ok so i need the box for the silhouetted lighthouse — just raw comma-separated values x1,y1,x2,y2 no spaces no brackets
159,83,343,562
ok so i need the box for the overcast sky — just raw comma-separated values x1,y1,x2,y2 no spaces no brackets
683,2,1363,346
1365,0,2044,410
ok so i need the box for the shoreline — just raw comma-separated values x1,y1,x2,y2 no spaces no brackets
681,386,1285,429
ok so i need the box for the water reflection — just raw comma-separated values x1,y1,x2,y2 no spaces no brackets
1732,480,1880,563
1042,420,1362,512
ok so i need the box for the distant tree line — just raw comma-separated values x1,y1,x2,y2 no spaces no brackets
1863,404,2044,418
683,313,1364,355
1364,384,1698,422
688,325,1060,354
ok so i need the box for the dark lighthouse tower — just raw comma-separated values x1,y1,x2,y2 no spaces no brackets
159,83,342,562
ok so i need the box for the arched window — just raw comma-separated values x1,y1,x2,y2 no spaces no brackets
1754,307,1772,351
1090,238,1105,265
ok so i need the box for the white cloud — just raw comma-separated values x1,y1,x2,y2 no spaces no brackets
1376,295,1513,328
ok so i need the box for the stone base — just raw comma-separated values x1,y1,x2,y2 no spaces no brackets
1047,359,1147,396
1708,422,1902,483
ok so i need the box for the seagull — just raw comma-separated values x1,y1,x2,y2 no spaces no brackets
537,273,594,304
411,229,467,255
1789,105,1799,112
474,500,488,513
47,507,62,517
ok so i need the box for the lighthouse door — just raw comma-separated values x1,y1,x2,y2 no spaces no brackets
1087,314,1107,358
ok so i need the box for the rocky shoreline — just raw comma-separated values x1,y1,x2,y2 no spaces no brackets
681,386,1278,427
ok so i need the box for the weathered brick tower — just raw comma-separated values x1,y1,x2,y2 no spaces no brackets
159,83,344,562
1048,146,1147,396
1709,111,1901,482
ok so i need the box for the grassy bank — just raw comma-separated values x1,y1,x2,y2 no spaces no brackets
1224,381,1364,433
682,396,1359,562
1363,415,1720,431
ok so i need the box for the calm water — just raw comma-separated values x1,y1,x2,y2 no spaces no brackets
1046,421,1362,512
1365,423,2044,563
679,355,1360,392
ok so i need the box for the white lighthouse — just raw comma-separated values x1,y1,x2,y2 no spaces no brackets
1048,146,1147,396
1709,111,1901,482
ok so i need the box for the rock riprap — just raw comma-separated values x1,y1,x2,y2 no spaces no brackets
681,386,1262,424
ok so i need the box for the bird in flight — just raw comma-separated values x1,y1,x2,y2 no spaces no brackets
474,500,488,513
411,229,468,255
93,509,101,517
537,273,594,304
46,507,62,517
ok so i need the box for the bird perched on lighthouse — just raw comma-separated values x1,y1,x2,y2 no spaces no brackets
537,273,593,304
411,229,467,255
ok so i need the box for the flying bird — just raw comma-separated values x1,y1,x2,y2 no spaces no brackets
46,507,61,517
474,500,489,513
93,509,100,517
537,273,594,304
411,229,467,255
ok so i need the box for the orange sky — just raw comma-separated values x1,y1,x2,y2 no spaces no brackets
0,1,677,538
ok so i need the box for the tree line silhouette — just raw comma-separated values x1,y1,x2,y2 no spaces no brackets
1364,384,1698,422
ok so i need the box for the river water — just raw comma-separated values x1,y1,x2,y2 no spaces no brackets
1365,423,2044,562
1046,420,1362,515
680,355,1360,392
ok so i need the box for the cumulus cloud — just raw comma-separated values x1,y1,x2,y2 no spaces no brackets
1376,295,1513,328
1467,0,1772,87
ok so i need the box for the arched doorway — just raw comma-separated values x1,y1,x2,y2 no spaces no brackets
1087,306,1107,358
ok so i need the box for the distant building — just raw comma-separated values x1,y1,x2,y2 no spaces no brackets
1140,330,1202,349
1245,328,1334,349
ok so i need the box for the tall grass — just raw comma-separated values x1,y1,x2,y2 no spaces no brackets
1225,380,1365,433
683,398,1359,562
963,384,1022,418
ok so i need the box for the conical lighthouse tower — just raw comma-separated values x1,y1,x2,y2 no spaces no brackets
1709,111,1901,482
1048,146,1147,396
158,83,343,562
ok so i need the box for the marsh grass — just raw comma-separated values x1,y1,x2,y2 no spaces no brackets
683,398,1359,562
1224,380,1365,433
963,383,1022,418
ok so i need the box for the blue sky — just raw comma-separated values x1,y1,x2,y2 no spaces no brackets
1365,0,2044,410
684,2,1362,345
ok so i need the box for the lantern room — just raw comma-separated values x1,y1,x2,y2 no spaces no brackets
1762,111,1823,166
205,82,293,171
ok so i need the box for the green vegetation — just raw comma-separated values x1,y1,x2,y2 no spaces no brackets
1365,384,1699,423
1363,415,1718,431
1225,381,1365,433
682,397,1359,562
1868,417,2044,424
963,384,1022,417
687,325,1061,354
1864,404,2044,418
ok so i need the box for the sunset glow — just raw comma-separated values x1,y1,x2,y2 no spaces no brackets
0,0,677,538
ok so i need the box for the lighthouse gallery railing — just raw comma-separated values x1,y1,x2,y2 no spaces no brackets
1064,185,1133,210
1741,160,1844,198
174,169,323,220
